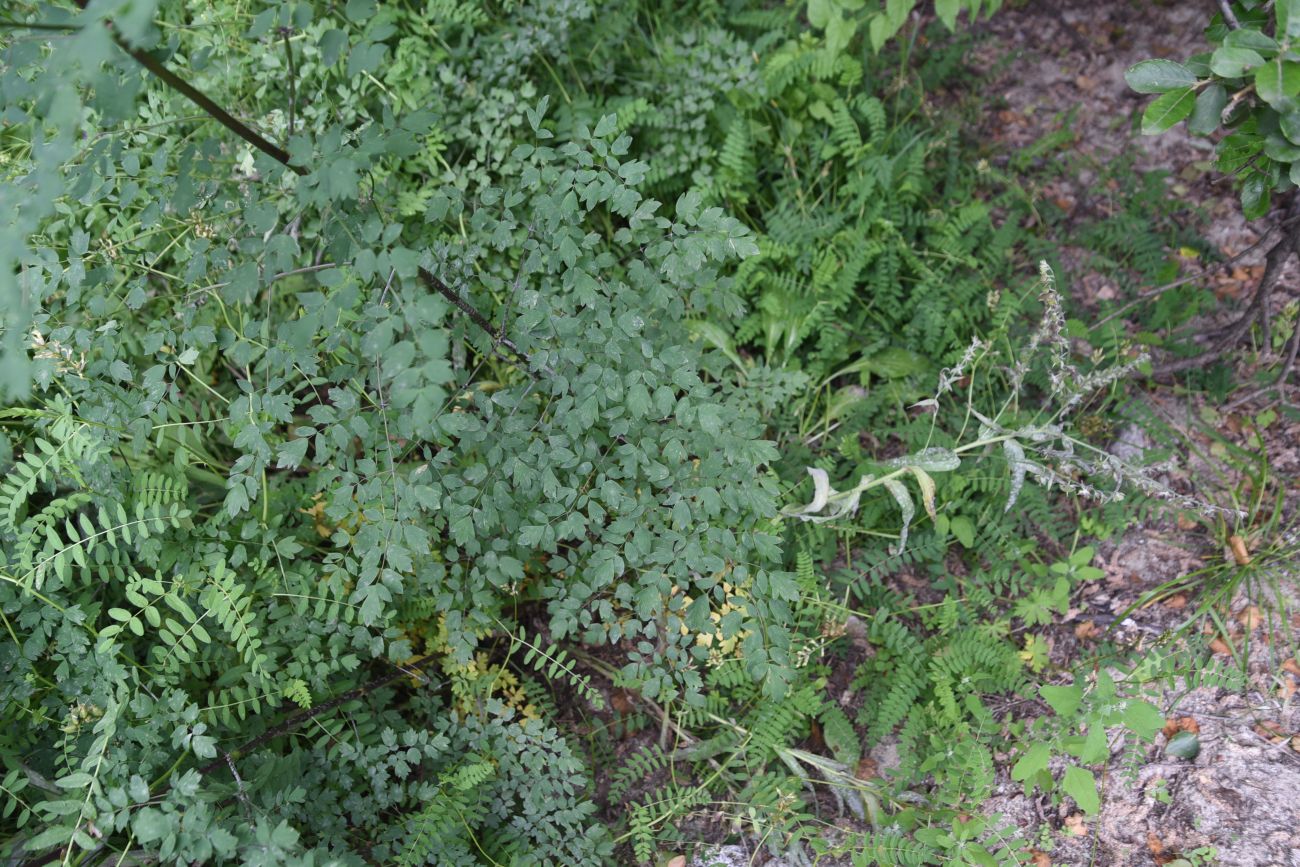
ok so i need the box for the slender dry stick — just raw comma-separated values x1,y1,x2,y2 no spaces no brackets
1218,0,1241,29
282,27,297,139
1154,203,1300,376
72,0,296,171
1094,224,1283,329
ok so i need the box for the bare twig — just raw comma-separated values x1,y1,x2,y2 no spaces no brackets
1095,224,1284,329
1218,0,1242,29
72,0,298,172
418,267,538,373
1154,201,1300,376
1224,320,1300,409
281,27,297,139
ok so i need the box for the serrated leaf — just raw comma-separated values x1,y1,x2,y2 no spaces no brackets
1062,765,1100,814
1040,683,1084,717
1011,742,1050,783
1122,700,1165,740
935,0,960,30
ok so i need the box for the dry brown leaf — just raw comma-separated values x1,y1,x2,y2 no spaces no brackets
1254,721,1286,743
610,689,636,716
1064,813,1088,836
1147,832,1177,865
1176,513,1198,531
1028,849,1052,867
808,719,826,753
1236,604,1263,630
666,856,686,867
1165,594,1188,610
855,757,879,781
1074,620,1101,641
1283,657,1300,677
1161,717,1199,738
1209,637,1232,656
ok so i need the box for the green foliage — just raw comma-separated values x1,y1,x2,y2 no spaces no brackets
0,0,1235,864
1010,669,1165,816
1128,0,1300,218
0,0,793,860
805,0,1003,54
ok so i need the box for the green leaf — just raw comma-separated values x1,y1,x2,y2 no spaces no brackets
1265,133,1300,162
1255,58,1300,108
1122,700,1166,740
1124,59,1198,93
55,772,93,790
592,114,618,138
1141,87,1197,135
1010,742,1050,783
950,515,976,548
1223,28,1278,54
1240,174,1271,220
133,808,171,844
1188,83,1228,135
1210,46,1265,78
1078,724,1108,764
807,0,832,29
1166,730,1201,760
1062,765,1100,814
1040,683,1084,717
935,0,961,30
1280,0,1300,38
685,320,745,371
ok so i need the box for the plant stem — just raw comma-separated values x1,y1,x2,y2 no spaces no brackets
71,0,297,172
282,28,297,139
